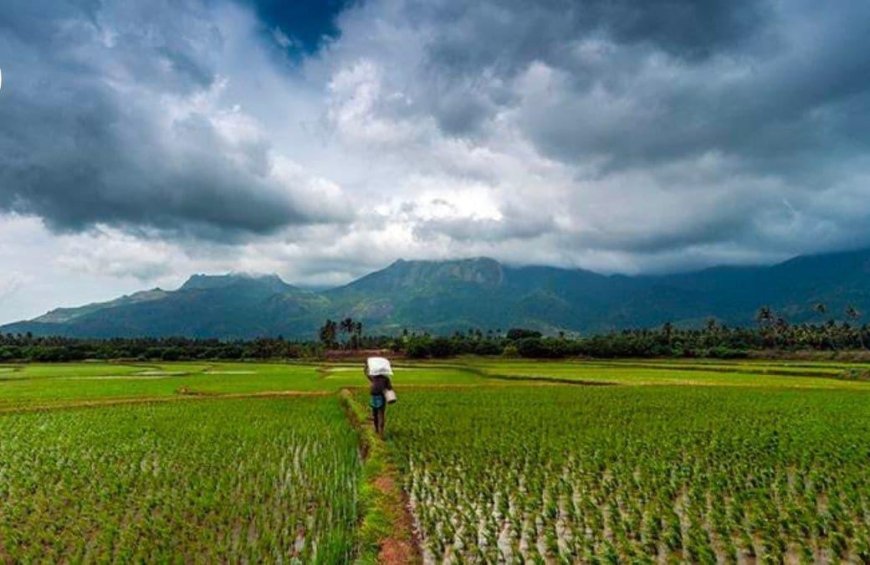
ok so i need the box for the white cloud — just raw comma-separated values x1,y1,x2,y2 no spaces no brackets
0,272,28,304
56,228,179,280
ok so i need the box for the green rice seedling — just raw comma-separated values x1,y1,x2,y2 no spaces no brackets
0,397,359,562
382,385,870,562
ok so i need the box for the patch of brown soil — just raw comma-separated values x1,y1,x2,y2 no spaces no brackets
374,473,421,564
340,389,421,564
379,537,416,565
374,475,394,492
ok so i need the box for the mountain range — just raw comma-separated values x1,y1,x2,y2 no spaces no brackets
4,248,870,339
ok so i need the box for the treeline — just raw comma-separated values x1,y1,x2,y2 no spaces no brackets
0,335,325,363
402,320,870,359
2,306,868,362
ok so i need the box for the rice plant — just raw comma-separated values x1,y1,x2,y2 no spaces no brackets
0,397,360,562
386,386,870,563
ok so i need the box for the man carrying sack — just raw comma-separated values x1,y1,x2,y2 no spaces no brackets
365,356,396,438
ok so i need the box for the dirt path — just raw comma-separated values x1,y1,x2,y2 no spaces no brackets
340,389,421,564
372,473,420,565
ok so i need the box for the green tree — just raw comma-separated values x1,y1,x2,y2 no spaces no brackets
352,321,363,350
318,319,338,348
755,306,775,348
756,306,774,327
662,322,674,346
339,317,355,349
846,305,863,349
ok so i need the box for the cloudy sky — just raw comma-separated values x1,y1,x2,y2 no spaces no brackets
1,0,870,323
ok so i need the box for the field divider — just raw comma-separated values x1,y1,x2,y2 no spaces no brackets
340,389,421,565
585,361,853,379
451,362,618,386
485,373,618,386
0,390,331,415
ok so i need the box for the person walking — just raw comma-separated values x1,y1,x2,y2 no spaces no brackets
365,357,395,438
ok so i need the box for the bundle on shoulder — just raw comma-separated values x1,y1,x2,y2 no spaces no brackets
366,356,394,376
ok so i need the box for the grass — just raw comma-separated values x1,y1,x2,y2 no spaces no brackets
467,358,870,388
1,356,869,561
320,362,490,390
340,390,417,564
0,396,360,562
0,363,324,410
387,385,870,562
0,361,493,411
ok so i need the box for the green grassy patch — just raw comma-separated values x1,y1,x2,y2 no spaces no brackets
0,396,360,562
388,385,870,562
3,357,870,562
467,358,870,389
340,390,418,564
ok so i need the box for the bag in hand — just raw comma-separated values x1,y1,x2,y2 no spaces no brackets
385,389,397,404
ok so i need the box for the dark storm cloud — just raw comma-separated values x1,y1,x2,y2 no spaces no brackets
413,0,765,71
385,0,870,181
518,4,870,177
3,0,870,276
393,0,768,136
0,0,347,239
327,0,870,262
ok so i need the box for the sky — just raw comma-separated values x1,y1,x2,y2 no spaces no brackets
1,0,870,323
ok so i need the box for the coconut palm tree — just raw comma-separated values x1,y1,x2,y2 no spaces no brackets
774,317,790,348
705,318,719,333
755,306,774,328
661,322,674,346
845,306,863,349
339,317,355,348
318,319,338,348
353,321,363,349
755,306,775,348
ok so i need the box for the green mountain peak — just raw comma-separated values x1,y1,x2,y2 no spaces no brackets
5,248,870,339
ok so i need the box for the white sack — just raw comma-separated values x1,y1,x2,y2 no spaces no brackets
366,356,394,377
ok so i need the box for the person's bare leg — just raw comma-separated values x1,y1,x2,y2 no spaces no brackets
373,408,384,438
379,408,386,438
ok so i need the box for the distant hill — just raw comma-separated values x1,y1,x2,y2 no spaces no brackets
4,249,870,339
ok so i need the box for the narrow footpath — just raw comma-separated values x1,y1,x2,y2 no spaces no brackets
340,389,421,565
